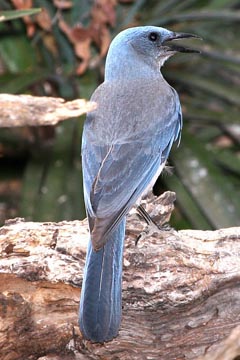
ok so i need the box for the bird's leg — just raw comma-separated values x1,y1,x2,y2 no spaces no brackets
135,205,159,245
136,204,159,228
135,204,172,245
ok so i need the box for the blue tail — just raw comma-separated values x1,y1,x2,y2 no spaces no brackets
79,219,126,343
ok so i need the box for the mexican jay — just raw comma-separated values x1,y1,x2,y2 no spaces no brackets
79,26,199,343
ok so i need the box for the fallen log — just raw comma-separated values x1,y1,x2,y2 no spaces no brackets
0,192,240,360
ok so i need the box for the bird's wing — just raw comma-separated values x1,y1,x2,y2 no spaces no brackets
82,141,161,249
83,140,160,217
82,111,181,250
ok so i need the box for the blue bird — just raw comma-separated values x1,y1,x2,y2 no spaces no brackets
79,26,200,343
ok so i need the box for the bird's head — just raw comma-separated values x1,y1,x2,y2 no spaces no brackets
105,26,201,80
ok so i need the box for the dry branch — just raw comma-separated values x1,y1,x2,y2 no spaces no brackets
0,192,240,360
0,94,96,127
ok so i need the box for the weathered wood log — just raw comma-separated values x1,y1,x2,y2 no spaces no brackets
0,192,240,360
0,94,96,127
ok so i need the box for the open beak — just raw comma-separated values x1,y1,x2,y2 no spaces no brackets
163,32,202,53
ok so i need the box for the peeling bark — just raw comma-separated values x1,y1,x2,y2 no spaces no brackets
0,192,240,360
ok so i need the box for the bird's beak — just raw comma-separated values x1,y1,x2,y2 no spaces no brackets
163,32,202,53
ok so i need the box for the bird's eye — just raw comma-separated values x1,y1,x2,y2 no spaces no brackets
148,32,159,42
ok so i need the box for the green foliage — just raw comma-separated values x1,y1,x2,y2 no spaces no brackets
0,0,239,229
0,9,41,22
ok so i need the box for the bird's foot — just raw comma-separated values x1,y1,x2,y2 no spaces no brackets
135,223,173,245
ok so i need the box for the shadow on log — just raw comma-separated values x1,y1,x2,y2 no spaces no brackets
0,192,240,360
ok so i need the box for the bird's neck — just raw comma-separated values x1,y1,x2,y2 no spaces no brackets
105,46,162,82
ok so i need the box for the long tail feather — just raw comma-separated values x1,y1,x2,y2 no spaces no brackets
79,218,126,343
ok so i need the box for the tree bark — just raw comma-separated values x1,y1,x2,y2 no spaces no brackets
0,94,96,127
0,192,240,360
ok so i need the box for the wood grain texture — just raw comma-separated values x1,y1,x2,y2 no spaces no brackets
0,192,240,360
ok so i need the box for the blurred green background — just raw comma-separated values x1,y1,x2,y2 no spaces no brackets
0,0,239,229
